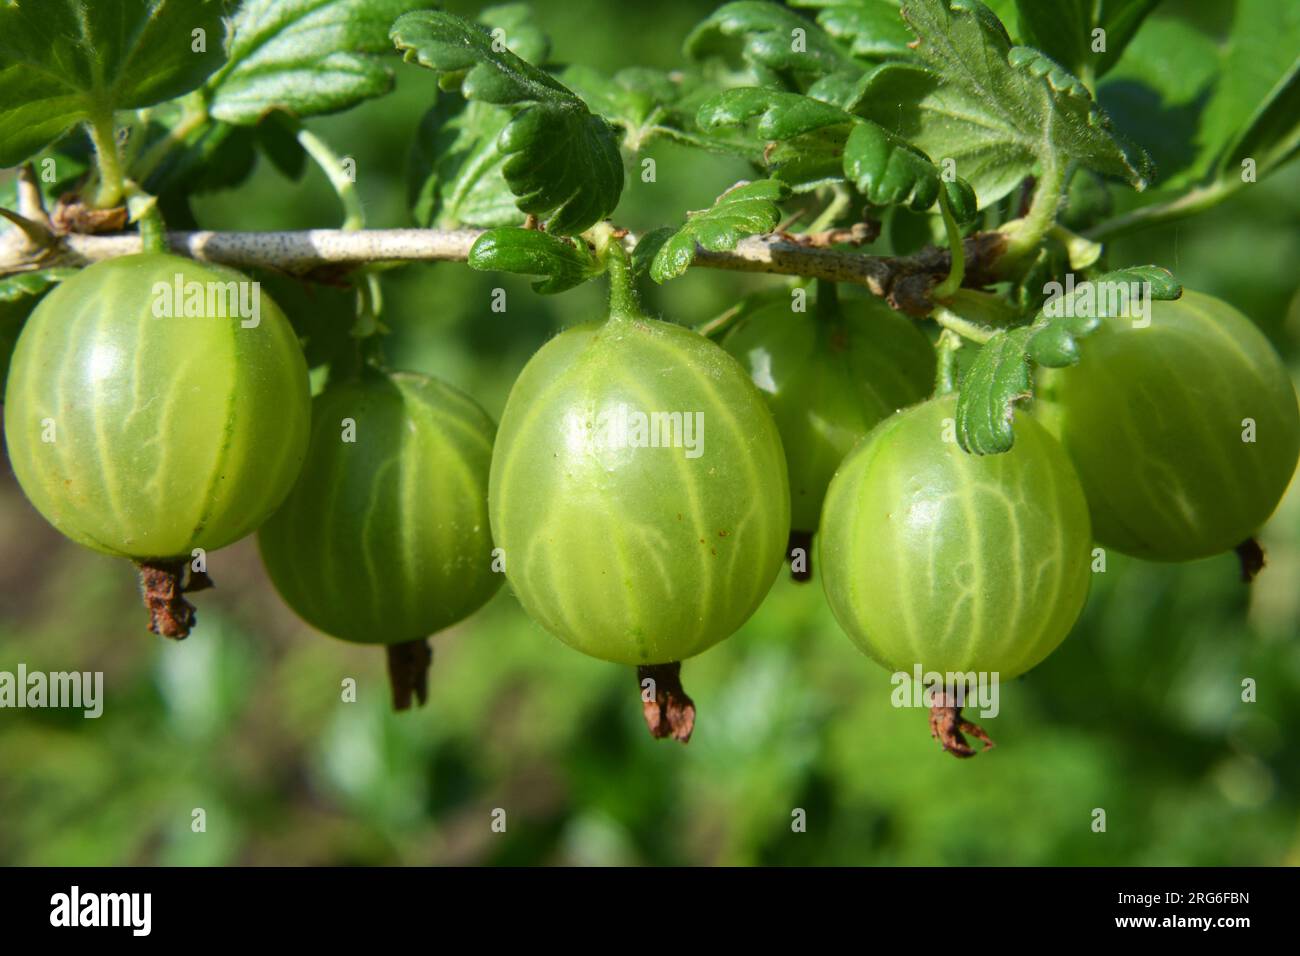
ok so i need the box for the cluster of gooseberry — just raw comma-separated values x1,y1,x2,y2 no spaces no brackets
4,246,1297,754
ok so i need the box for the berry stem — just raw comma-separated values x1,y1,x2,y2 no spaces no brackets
1235,538,1266,582
928,689,995,758
812,277,839,322
603,238,648,323
137,559,211,639
638,662,695,743
386,639,433,711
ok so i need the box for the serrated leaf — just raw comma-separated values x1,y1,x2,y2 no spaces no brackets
697,87,853,189
650,179,790,283
789,0,916,60
956,263,1180,453
559,65,748,155
207,0,432,125
699,88,979,212
467,227,602,294
0,0,227,166
392,10,623,234
854,0,1151,209
684,2,865,108
409,98,519,229
630,227,676,280
407,5,547,229
845,120,978,220
955,325,1035,455
699,88,853,140
0,268,79,303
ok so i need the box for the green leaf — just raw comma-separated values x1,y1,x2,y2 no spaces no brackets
142,120,257,198
254,113,308,181
788,0,916,60
559,65,749,155
630,226,676,280
0,0,227,166
698,88,978,213
0,268,78,303
854,0,1151,209
1095,15,1220,188
1014,0,1159,81
1193,0,1300,185
207,0,432,125
392,9,624,235
955,325,1035,455
684,1,865,108
467,227,602,294
407,5,548,229
1216,57,1300,183
697,87,854,189
650,179,791,283
698,88,853,141
845,120,978,220
409,98,519,229
956,264,1180,453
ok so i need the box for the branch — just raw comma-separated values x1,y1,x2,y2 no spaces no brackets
0,223,1007,311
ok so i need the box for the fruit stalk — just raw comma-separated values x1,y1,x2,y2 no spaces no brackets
638,663,696,743
386,639,433,711
137,559,210,640
928,690,995,759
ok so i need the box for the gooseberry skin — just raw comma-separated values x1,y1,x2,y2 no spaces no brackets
1034,290,1300,561
724,295,935,531
258,371,501,645
3,253,309,559
489,314,790,666
819,396,1092,679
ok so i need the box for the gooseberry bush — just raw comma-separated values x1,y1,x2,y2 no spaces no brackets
0,0,1297,754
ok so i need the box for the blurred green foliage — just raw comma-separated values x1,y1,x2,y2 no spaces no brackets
1,0,1299,866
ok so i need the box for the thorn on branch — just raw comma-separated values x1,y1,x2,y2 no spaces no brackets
16,163,51,227
0,207,56,251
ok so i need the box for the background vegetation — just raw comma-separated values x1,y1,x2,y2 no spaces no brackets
1,0,1298,865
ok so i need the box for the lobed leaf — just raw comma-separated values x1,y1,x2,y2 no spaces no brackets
789,0,916,61
650,179,791,283
560,65,751,156
392,9,623,235
467,227,602,294
684,1,865,108
845,120,978,220
853,0,1151,209
955,264,1181,453
409,98,518,229
0,0,227,166
407,5,548,230
955,325,1035,455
